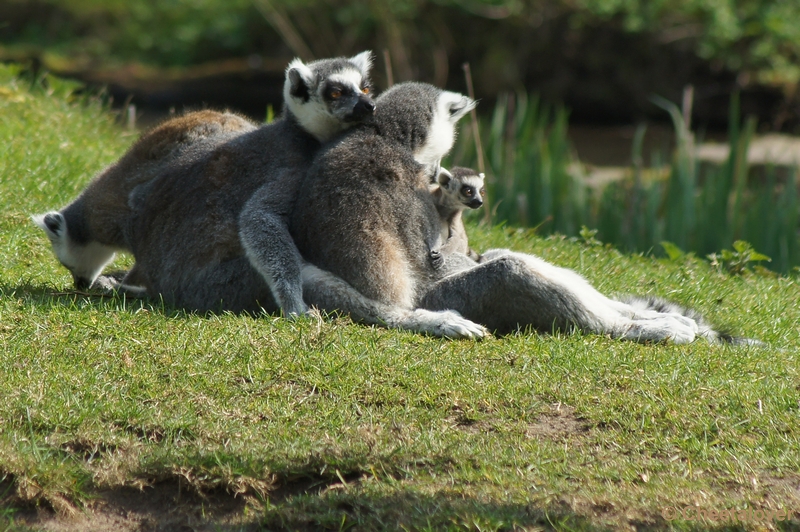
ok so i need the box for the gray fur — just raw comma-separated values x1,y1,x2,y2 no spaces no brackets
431,166,484,261
616,295,764,346
291,82,486,337
32,110,256,289
421,247,760,343
124,53,375,315
287,83,753,344
419,249,697,341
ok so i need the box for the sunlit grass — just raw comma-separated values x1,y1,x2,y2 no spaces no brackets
2,65,799,530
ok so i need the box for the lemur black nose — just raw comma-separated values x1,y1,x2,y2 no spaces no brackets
353,98,376,117
468,198,483,209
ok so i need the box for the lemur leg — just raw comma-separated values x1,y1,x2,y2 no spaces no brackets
478,249,699,330
420,251,697,343
301,264,487,339
239,178,308,317
87,265,147,297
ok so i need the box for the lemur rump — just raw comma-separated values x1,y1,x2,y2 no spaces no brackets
32,110,256,289
125,52,376,315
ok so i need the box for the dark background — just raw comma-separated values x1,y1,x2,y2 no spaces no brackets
3,0,798,136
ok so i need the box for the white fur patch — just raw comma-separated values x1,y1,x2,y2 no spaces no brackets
32,211,116,284
289,99,343,143
327,69,365,92
348,51,373,74
457,174,485,191
414,91,476,167
285,58,315,83
441,91,477,122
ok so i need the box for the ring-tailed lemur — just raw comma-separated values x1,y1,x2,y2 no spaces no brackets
429,166,485,266
123,52,376,316
32,110,256,290
289,84,758,344
290,82,488,338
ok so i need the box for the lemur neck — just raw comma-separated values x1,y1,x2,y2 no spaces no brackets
286,102,349,143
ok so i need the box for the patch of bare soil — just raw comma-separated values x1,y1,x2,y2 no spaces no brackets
525,403,589,440
10,482,262,532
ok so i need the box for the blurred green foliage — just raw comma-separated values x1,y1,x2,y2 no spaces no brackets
452,90,800,273
2,0,800,87
574,0,800,85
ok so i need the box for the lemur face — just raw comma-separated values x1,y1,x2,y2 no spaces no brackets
458,181,486,209
284,51,376,142
31,212,117,289
320,70,375,123
439,167,486,210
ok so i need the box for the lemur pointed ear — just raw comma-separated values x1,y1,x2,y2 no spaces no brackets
437,167,453,186
442,92,477,122
285,58,316,99
31,212,65,237
348,51,373,74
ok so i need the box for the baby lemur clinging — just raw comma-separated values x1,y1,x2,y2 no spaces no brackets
430,166,485,266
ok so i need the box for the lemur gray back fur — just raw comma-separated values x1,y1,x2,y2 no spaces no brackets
124,52,375,315
290,82,491,338
431,166,484,259
31,110,256,290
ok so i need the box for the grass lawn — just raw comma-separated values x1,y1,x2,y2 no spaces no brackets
1,66,799,531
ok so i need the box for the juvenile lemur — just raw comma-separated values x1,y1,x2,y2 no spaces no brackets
124,52,376,315
290,83,756,344
32,110,256,290
430,166,485,261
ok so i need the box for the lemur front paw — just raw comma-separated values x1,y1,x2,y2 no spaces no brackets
429,249,444,270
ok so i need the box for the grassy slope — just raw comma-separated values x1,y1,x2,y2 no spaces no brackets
1,70,799,530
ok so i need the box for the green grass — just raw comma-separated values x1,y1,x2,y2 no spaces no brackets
2,66,800,530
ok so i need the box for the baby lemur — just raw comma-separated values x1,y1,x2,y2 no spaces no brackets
430,166,485,264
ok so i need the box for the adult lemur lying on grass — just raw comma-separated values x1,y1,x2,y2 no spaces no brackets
291,81,757,344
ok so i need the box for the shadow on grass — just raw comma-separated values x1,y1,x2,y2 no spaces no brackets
1,280,160,311
263,487,601,531
0,281,274,321
5,475,767,531
258,480,775,532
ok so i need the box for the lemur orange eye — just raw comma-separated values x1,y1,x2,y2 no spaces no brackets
330,90,342,99
480,188,486,196
362,87,370,94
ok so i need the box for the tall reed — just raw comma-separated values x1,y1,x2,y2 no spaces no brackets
452,92,800,273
